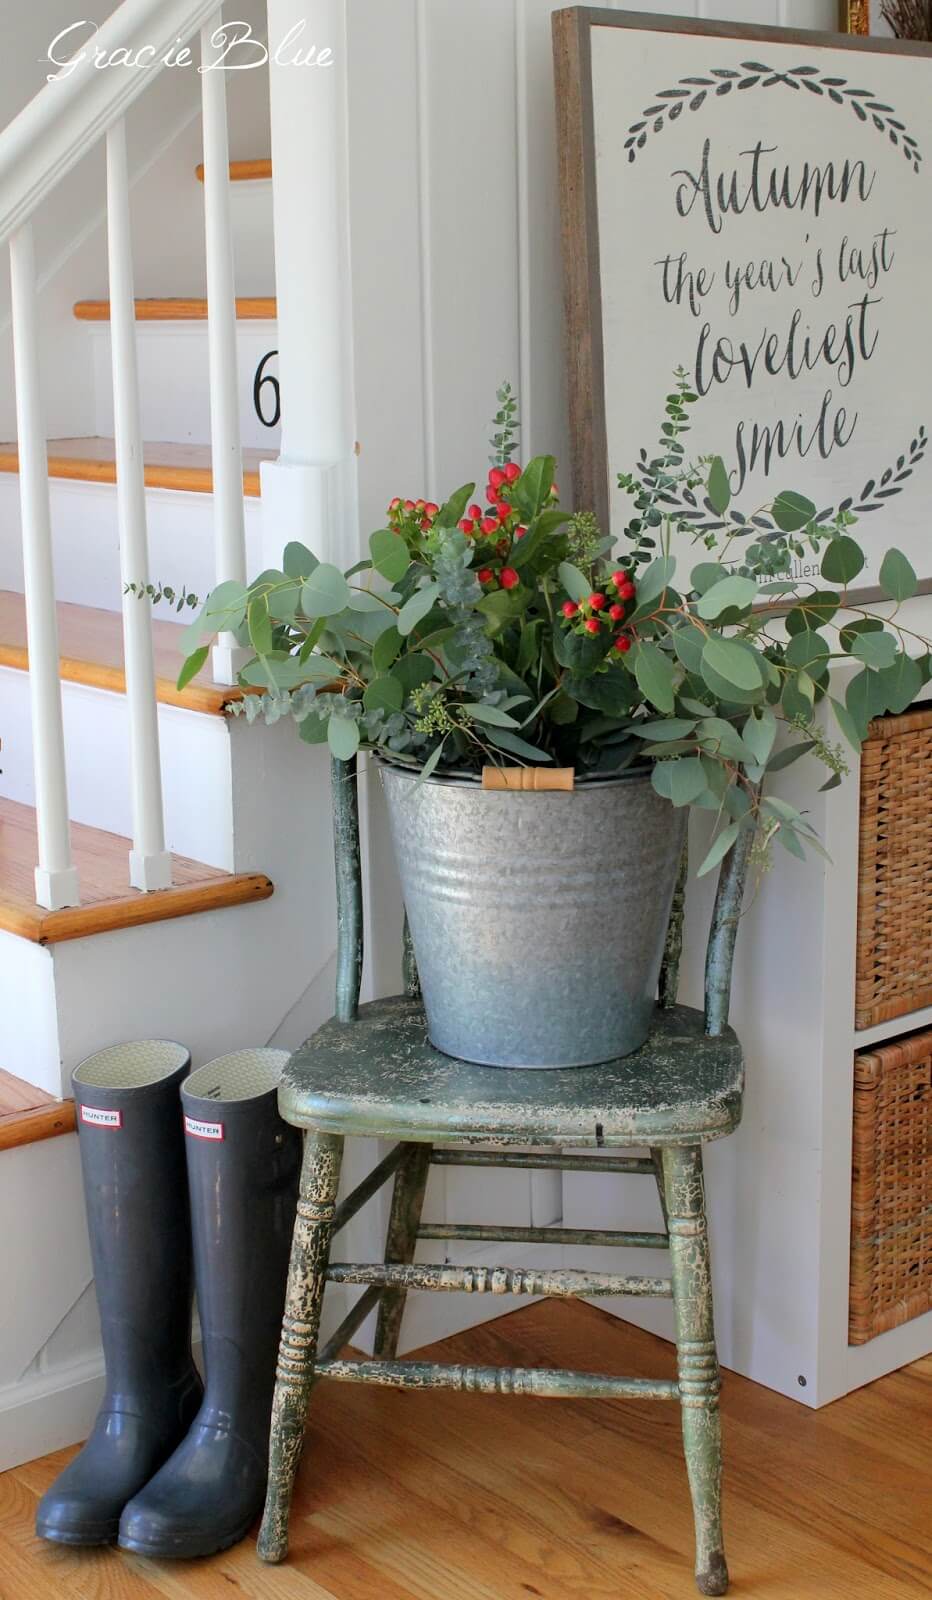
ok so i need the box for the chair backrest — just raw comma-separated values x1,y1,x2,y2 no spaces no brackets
329,756,751,1040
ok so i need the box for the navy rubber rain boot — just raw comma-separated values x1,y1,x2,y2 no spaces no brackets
36,1041,202,1546
119,1048,301,1558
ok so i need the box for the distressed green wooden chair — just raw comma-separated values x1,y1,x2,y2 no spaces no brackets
258,757,750,1597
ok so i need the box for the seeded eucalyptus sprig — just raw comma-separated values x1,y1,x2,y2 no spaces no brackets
173,381,932,875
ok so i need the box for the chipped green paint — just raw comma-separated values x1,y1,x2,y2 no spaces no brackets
659,838,689,1009
402,912,421,999
330,1140,408,1238
279,998,743,1148
430,1150,656,1175
312,1358,681,1400
257,757,745,1593
664,1146,728,1598
704,807,758,1039
651,1146,670,1233
326,1261,673,1298
373,1142,432,1359
317,1285,383,1365
417,1223,668,1249
332,756,363,1024
258,1129,343,1565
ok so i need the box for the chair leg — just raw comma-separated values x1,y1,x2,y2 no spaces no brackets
257,1130,344,1565
373,1142,432,1359
663,1145,728,1598
649,1146,669,1231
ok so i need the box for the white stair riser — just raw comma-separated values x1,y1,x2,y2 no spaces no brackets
0,669,235,868
0,476,264,617
87,320,281,450
0,933,60,1095
0,726,338,1101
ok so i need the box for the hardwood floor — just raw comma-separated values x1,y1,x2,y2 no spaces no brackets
1,1301,929,1598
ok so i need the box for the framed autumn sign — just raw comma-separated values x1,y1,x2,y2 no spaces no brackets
553,8,932,591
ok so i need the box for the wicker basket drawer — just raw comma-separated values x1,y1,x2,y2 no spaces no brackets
856,706,932,1032
849,1030,932,1346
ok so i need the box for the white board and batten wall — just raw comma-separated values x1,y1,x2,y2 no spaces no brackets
336,0,921,1401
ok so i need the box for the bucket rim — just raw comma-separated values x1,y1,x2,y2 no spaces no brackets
375,756,652,792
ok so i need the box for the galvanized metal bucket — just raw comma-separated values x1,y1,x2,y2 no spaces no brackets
379,764,686,1069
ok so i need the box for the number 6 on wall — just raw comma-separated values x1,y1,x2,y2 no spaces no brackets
253,350,281,428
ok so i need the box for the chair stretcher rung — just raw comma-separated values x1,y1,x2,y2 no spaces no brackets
325,1262,672,1298
331,1142,409,1235
312,1358,680,1401
316,1285,383,1364
417,1223,668,1250
429,1152,656,1175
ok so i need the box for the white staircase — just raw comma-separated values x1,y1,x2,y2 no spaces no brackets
0,0,573,1473
0,0,345,1470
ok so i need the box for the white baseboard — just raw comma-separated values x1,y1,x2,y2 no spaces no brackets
0,1353,106,1474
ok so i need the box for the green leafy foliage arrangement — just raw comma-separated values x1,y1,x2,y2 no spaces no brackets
174,377,932,875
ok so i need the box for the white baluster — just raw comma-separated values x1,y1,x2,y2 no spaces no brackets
8,224,80,910
106,120,172,892
201,9,248,684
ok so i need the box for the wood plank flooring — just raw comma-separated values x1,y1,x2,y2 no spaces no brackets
1,1300,929,1599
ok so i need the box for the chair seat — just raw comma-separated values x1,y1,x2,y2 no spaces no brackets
279,998,743,1148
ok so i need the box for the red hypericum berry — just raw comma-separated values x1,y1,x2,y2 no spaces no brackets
497,502,512,521
404,499,415,512
615,635,632,653
611,570,627,588
609,603,625,622
415,499,425,510
551,482,559,497
500,567,519,590
515,525,528,539
584,617,601,636
504,461,521,483
489,466,506,489
420,518,431,531
480,516,499,536
459,518,475,534
621,582,636,600
389,496,402,511
589,592,607,611
478,568,493,584
561,600,579,618
468,503,483,521
425,502,439,518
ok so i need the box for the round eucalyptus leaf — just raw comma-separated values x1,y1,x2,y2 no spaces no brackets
327,715,360,760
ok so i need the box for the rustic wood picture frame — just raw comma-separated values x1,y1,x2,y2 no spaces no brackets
552,7,932,600
839,0,872,34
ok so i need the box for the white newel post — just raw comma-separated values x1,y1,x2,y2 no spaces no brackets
261,0,357,568
8,224,80,911
201,9,249,683
107,121,173,892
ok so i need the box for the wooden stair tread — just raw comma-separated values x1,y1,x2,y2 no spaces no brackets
0,1068,75,1152
0,437,272,499
195,158,271,182
73,297,276,321
0,797,272,945
0,588,245,716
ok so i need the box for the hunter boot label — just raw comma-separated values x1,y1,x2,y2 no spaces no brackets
80,1105,123,1129
184,1115,225,1142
